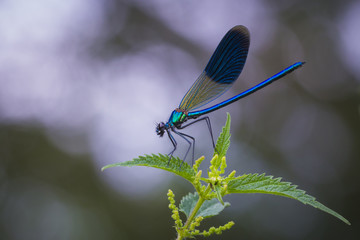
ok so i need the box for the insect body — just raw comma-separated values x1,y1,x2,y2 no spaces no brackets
156,25,304,164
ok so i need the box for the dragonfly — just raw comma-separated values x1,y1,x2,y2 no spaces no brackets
156,25,304,164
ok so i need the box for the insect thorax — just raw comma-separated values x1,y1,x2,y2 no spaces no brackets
168,109,188,127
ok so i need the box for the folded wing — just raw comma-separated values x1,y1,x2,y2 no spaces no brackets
179,25,250,111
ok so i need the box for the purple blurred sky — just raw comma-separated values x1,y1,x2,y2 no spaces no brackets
0,0,359,196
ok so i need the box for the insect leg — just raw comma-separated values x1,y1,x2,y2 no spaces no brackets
178,116,217,152
166,129,177,165
172,129,195,165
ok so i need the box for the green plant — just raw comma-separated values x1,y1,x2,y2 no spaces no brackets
102,113,350,239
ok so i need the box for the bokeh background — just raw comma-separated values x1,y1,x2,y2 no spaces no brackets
1,0,359,239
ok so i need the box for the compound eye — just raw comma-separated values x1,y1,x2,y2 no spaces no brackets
156,122,166,137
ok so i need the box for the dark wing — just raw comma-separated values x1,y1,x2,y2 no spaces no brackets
179,25,250,111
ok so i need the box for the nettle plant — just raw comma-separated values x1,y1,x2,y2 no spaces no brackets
102,113,350,239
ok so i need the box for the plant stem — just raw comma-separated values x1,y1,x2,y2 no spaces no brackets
176,232,183,240
176,184,212,240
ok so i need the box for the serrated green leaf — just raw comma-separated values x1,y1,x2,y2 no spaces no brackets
215,184,224,205
179,192,198,218
214,113,231,165
198,198,230,218
102,154,196,182
227,173,350,225
179,192,230,219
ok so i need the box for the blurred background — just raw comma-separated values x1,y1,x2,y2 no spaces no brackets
1,0,359,239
